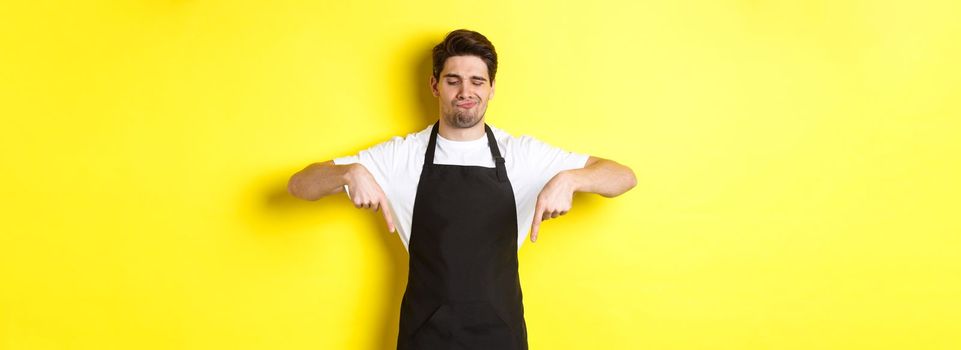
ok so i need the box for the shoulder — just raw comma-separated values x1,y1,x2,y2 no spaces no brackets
408,124,433,147
487,124,553,153
487,124,525,148
492,125,590,167
366,124,432,153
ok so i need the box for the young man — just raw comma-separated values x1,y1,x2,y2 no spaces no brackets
288,29,636,350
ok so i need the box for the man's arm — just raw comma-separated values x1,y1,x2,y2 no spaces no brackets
288,160,395,232
563,156,637,198
530,156,636,242
287,160,351,201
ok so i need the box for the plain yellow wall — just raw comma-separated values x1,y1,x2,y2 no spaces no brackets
2,0,960,349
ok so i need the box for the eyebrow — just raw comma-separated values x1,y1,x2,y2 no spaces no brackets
443,73,488,82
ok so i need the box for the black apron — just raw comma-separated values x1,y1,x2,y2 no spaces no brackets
397,121,528,350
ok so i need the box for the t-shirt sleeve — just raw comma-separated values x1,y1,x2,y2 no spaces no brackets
332,136,404,199
519,135,590,184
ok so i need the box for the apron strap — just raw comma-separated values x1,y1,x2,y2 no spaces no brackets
423,121,440,176
422,121,508,183
484,124,508,183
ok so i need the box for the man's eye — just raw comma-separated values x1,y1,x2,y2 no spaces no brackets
447,81,459,85
472,82,483,86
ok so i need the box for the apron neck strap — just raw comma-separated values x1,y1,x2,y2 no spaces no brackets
423,121,508,182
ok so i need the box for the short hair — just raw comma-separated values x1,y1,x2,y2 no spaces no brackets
432,29,498,83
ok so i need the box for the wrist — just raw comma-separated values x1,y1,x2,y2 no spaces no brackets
559,169,584,192
342,163,361,186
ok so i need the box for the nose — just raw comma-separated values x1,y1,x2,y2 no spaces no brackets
456,84,475,100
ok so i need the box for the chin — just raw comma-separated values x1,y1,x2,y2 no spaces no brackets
446,113,482,129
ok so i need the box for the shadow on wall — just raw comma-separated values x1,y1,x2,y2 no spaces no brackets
407,35,442,127
255,171,410,349
240,37,439,349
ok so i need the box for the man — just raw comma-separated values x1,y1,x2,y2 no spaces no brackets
288,29,636,350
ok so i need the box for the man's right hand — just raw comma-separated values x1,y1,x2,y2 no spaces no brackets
343,164,396,233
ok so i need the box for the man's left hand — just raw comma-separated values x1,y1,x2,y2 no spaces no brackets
530,171,578,243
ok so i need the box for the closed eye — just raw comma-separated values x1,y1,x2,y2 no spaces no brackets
447,80,485,86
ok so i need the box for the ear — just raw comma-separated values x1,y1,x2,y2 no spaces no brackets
429,75,439,97
490,79,495,100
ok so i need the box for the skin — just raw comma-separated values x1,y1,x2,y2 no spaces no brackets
287,54,637,243
429,55,495,141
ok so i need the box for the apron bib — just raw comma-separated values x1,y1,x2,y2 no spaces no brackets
397,121,528,350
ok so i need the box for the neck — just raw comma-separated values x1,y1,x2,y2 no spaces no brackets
438,118,486,141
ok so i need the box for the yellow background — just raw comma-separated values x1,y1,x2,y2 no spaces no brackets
2,0,959,349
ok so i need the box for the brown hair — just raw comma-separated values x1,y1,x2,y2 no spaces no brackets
432,29,498,83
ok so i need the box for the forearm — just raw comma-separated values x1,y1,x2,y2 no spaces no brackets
287,161,356,201
562,158,637,198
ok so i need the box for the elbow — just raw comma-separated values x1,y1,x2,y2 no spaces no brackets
286,175,305,200
603,165,637,198
626,167,637,191
287,173,319,201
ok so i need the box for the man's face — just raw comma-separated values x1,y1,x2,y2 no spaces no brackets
430,55,495,129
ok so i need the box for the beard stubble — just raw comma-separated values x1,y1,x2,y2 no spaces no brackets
445,106,482,129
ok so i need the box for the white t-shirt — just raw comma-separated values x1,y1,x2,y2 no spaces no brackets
333,123,590,252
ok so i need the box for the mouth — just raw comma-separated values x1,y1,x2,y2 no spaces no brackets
456,102,477,109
